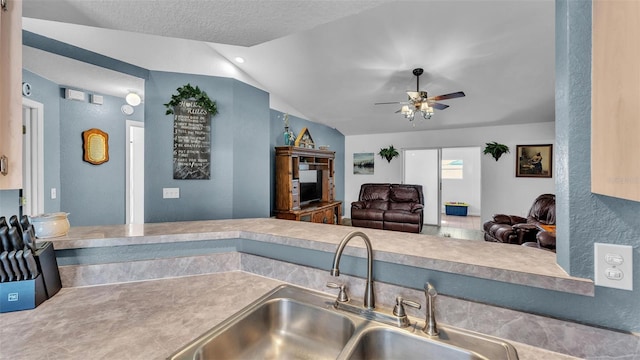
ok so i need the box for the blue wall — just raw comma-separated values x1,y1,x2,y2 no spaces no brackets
269,110,346,216
556,0,639,331
59,89,143,226
144,71,273,222
23,71,62,215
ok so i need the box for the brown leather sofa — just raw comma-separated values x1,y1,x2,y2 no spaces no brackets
483,194,556,250
351,183,424,233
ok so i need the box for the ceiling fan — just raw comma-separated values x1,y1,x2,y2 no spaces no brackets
375,68,465,122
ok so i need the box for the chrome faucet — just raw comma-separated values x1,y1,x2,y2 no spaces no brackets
423,282,439,336
330,231,375,309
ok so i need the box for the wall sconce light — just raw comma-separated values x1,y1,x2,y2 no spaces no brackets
125,92,142,106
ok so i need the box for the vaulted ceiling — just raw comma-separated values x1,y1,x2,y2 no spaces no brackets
22,0,555,136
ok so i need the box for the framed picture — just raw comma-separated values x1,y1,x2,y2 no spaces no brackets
516,144,552,178
353,153,374,175
82,128,109,165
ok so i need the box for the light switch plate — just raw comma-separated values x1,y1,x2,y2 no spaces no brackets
594,243,633,290
163,188,180,199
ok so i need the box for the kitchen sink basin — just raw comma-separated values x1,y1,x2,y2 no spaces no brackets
168,286,356,360
168,285,519,360
342,326,517,360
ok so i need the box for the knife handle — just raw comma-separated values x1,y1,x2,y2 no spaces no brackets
9,215,24,238
23,230,36,252
0,216,7,229
8,227,24,251
0,255,6,282
0,226,11,252
8,250,22,281
0,251,15,281
23,249,39,280
15,250,30,280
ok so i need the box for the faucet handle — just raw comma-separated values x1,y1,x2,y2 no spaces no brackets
326,282,350,302
393,296,421,317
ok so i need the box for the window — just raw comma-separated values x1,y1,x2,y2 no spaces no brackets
442,159,463,179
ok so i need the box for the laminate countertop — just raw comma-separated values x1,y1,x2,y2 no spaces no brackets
0,272,578,360
47,218,593,296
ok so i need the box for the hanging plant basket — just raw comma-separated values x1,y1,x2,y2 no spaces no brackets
378,145,399,163
164,83,218,116
483,141,510,161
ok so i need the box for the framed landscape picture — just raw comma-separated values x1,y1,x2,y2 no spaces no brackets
353,153,374,175
516,144,553,178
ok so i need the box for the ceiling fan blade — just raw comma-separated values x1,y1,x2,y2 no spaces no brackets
426,91,466,101
430,102,450,110
395,109,402,113
375,101,403,105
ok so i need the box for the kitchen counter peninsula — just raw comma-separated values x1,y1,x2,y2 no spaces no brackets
48,218,592,295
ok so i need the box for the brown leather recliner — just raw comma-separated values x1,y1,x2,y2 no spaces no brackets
351,183,424,233
483,194,555,249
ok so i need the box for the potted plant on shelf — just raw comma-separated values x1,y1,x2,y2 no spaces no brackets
378,145,399,163
483,142,510,161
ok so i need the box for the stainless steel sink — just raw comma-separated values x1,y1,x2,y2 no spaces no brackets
168,285,519,360
342,326,517,360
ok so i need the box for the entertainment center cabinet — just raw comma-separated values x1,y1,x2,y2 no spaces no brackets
274,146,342,224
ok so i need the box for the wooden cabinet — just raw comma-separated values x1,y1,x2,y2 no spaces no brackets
0,0,23,189
592,0,640,202
274,146,341,224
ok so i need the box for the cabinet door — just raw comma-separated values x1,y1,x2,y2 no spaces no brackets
311,210,325,223
0,0,23,189
592,0,640,202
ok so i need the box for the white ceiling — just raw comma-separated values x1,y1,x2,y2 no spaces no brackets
22,0,555,136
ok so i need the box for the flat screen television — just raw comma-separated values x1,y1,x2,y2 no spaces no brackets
299,169,322,205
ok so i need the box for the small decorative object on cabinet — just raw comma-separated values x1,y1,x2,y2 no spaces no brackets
294,128,315,149
274,146,341,224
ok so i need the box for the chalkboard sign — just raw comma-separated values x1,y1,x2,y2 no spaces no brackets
172,100,211,179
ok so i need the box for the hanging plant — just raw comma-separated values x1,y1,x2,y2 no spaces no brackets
378,145,399,163
483,141,510,161
164,83,218,116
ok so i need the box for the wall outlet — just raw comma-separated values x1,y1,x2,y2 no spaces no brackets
594,243,633,291
51,188,57,199
163,188,180,199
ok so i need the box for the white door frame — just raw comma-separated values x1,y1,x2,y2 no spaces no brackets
125,120,145,224
22,98,45,216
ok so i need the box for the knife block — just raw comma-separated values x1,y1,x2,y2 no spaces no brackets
34,241,62,299
0,273,47,313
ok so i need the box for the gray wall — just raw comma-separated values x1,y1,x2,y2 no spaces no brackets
556,0,639,331
269,110,346,216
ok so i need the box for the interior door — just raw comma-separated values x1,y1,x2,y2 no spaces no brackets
404,149,441,226
22,99,44,216
126,121,145,224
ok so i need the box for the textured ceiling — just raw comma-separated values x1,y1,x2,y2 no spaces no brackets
22,0,556,136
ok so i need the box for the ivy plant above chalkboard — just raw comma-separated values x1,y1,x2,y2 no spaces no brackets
164,83,218,116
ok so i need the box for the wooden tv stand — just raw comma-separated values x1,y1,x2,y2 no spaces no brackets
274,146,342,224
274,201,342,224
